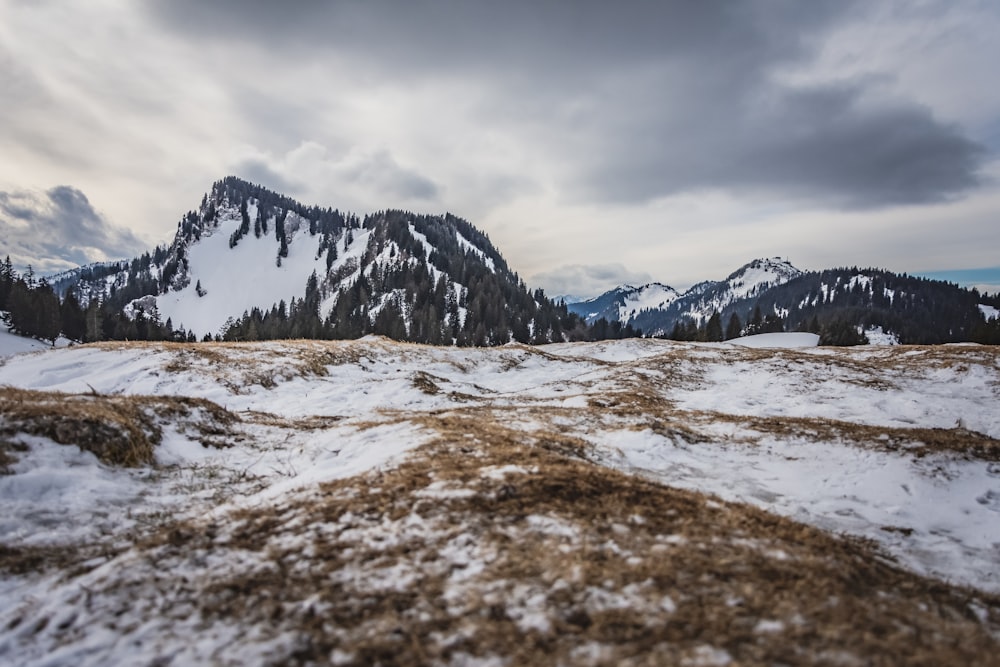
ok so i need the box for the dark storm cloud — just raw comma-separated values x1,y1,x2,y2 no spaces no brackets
751,88,984,207
231,157,304,196
0,186,148,272
342,150,441,201
145,0,986,209
580,81,985,208
231,147,440,205
145,1,836,74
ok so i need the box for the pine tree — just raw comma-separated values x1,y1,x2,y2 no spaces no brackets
6,279,33,336
725,312,742,340
60,289,86,342
761,314,784,334
84,299,103,342
704,312,723,342
746,305,763,335
34,280,62,344
0,256,13,310
239,198,251,236
821,319,868,346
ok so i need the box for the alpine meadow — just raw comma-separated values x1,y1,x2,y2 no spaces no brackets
3,2,1000,665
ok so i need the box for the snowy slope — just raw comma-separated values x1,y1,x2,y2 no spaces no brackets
722,257,801,301
155,210,327,337
0,339,998,663
569,257,801,330
617,283,680,322
727,331,820,348
668,257,802,325
52,178,556,344
0,340,996,587
0,328,48,358
0,316,70,358
568,282,679,324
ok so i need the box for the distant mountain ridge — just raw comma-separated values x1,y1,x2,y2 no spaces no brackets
16,177,1000,346
570,283,680,326
567,257,999,344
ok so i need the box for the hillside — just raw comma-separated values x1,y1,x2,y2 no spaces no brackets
569,258,1000,344
1,338,998,664
569,283,680,325
568,258,801,331
8,181,995,347
44,177,619,346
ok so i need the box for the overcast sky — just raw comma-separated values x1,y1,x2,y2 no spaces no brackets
2,1,999,294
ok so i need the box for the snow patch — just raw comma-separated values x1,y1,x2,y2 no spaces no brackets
155,212,326,338
728,332,820,348
864,326,899,345
455,229,495,272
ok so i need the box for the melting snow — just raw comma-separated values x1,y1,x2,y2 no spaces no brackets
0,337,998,662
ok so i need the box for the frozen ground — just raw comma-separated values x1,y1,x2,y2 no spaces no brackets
0,329,46,358
0,337,998,664
0,320,70,359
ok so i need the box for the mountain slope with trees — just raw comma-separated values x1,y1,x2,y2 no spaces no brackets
569,258,1000,345
8,178,997,347
28,177,635,346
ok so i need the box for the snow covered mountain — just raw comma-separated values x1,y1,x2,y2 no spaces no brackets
569,258,802,333
39,181,1000,346
569,282,680,325
55,177,587,344
570,258,997,344
668,257,802,325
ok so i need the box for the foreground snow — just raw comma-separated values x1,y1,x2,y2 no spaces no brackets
0,329,47,358
0,322,70,359
0,338,998,663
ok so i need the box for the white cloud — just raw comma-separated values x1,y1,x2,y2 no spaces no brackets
0,186,148,273
530,264,654,300
0,0,997,288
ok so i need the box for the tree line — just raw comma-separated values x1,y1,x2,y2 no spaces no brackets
644,268,1000,345
1,257,194,344
220,211,642,346
658,304,868,345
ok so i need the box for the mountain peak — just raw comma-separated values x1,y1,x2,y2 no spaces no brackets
723,257,802,301
567,258,803,330
567,282,680,325
50,181,607,346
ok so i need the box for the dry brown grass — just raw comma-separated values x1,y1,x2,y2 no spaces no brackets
240,410,343,430
611,401,1000,461
109,411,1000,666
0,543,121,578
0,386,238,467
92,339,368,390
411,370,443,395
4,339,999,663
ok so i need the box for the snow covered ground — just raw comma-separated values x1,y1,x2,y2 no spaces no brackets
0,328,48,358
726,331,819,348
0,337,998,664
0,318,70,359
